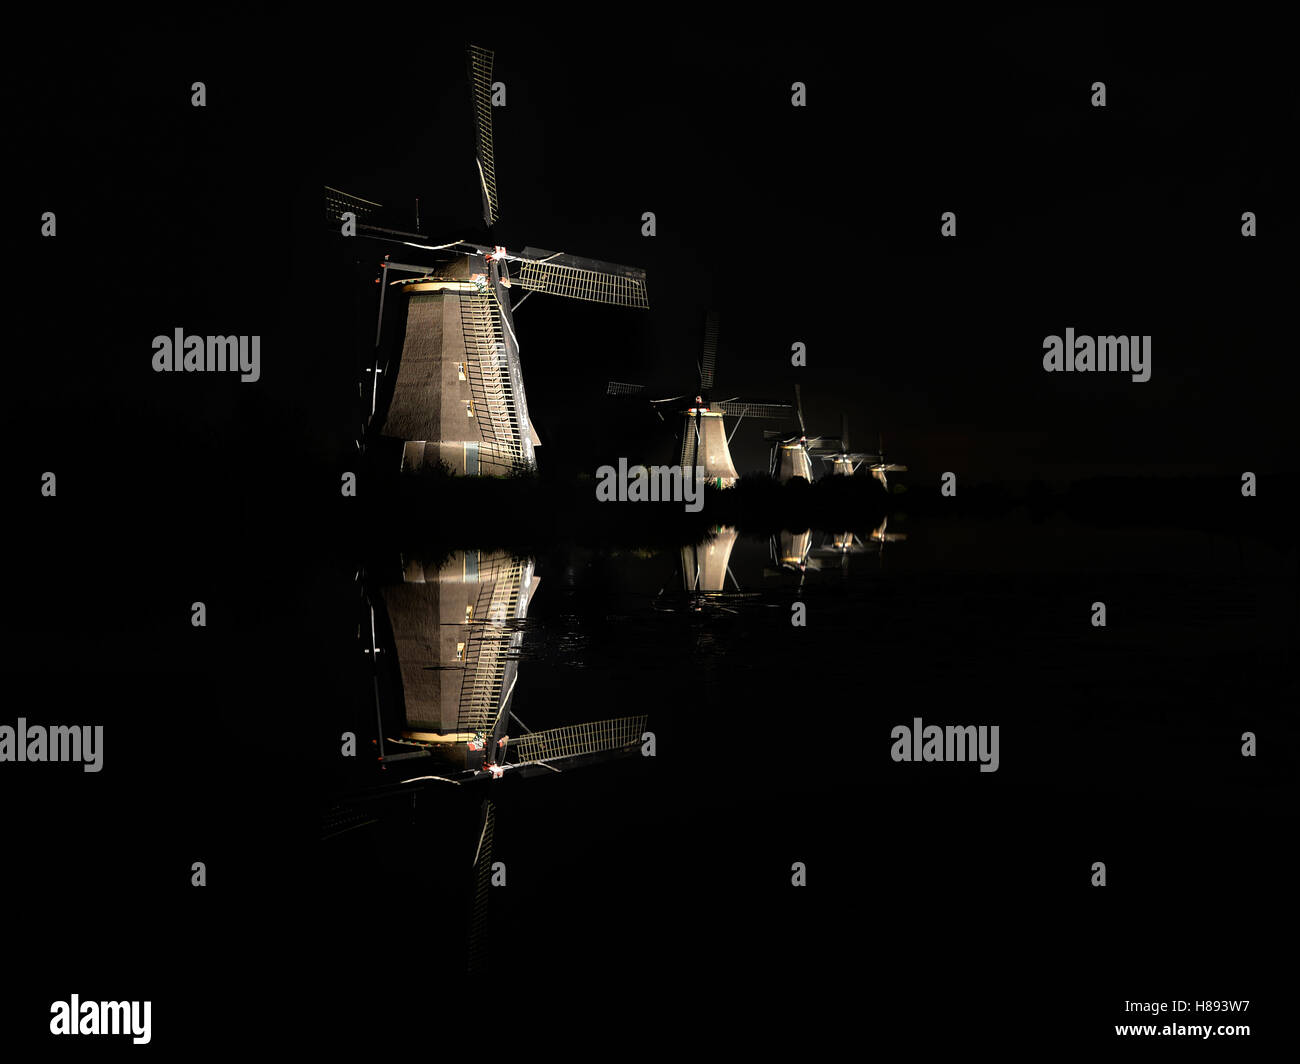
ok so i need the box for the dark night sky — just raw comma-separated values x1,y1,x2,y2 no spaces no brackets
19,12,1295,488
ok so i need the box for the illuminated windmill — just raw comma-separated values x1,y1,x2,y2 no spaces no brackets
812,413,876,476
866,434,908,492
814,419,907,490
607,312,792,487
765,385,837,483
326,45,650,476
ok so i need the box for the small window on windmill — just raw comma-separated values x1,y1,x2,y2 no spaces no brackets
457,362,466,382
456,641,466,662
465,604,474,622
466,399,475,418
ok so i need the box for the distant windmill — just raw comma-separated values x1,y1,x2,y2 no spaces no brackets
607,312,793,486
867,433,908,492
765,384,837,482
814,419,907,490
326,45,650,475
812,413,875,476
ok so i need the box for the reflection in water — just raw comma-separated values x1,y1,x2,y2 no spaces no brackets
810,516,908,572
667,519,908,611
773,529,814,570
681,526,740,593
344,549,648,972
765,518,908,585
364,549,646,777
320,511,1290,976
374,550,538,767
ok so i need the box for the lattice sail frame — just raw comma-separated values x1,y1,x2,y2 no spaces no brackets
514,258,649,309
468,46,499,226
714,400,794,420
467,799,496,972
700,312,720,390
458,289,528,472
511,716,647,764
456,557,529,737
323,186,381,227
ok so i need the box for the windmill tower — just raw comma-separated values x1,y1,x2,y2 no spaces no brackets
327,45,650,476
607,313,793,487
765,385,837,483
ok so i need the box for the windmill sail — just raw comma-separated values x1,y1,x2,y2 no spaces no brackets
713,400,793,420
458,290,528,471
468,46,499,227
467,798,496,971
511,716,647,765
699,311,720,390
324,186,382,228
513,249,649,309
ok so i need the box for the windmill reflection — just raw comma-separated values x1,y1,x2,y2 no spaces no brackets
341,549,647,971
362,549,647,777
680,527,740,594
809,517,908,572
369,550,537,772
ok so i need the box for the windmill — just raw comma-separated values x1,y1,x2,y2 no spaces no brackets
326,45,650,475
607,312,793,487
812,413,876,476
814,419,908,490
867,433,908,492
764,384,838,483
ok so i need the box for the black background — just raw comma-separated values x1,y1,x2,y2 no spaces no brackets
5,9,1295,1053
